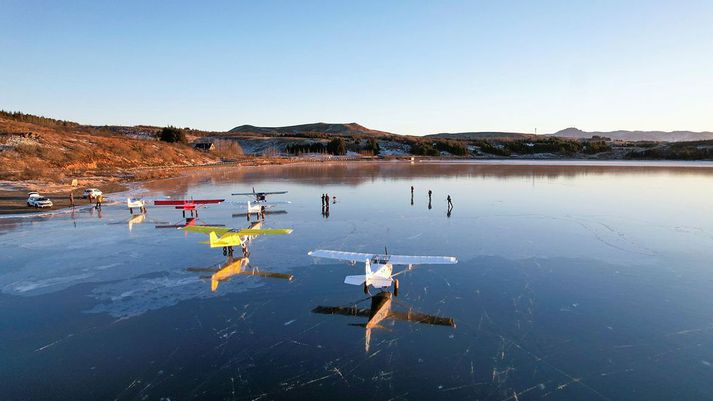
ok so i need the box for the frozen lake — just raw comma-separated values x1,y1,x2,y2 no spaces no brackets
2,161,713,400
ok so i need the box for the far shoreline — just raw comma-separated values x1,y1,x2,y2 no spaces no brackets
3,157,713,216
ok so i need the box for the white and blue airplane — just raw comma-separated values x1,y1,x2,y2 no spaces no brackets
307,249,457,296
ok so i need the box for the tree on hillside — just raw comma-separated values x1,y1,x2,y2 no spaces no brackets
159,126,187,144
213,139,244,158
327,138,347,155
364,138,381,155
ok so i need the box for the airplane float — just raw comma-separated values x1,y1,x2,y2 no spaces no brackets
154,198,224,217
182,220,293,256
307,249,457,296
231,201,288,221
313,291,455,352
188,256,293,292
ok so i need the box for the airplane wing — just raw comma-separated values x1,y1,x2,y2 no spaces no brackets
191,199,224,204
308,250,376,262
387,255,458,265
235,228,293,235
389,310,455,327
154,199,224,206
231,191,288,195
232,211,287,217
225,200,291,206
181,226,232,235
154,200,187,206
312,305,371,317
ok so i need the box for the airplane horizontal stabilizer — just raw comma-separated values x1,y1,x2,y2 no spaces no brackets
238,228,293,235
344,275,367,286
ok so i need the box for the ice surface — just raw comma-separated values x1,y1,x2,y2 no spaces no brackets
2,161,713,400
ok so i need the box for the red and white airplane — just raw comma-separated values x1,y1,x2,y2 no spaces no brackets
153,198,224,217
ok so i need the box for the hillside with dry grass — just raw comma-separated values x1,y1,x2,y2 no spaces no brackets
0,111,221,186
228,122,394,137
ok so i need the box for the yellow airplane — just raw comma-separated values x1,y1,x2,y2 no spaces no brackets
188,256,293,292
181,221,293,256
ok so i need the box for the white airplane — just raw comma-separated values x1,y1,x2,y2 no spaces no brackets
127,198,147,214
307,249,457,296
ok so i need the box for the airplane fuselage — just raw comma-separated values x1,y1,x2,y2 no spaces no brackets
371,263,393,283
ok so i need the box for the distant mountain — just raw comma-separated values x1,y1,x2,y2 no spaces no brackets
427,132,534,140
551,127,713,142
228,122,393,137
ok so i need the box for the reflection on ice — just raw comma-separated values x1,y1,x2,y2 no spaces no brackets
153,216,223,229
188,255,293,292
313,290,455,352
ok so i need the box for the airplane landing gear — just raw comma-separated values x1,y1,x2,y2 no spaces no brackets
363,282,369,295
393,278,399,297
222,247,227,256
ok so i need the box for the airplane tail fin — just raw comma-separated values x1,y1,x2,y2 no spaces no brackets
365,258,372,276
208,231,220,248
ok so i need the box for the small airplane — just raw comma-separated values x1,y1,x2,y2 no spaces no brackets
307,249,457,296
188,256,293,292
231,187,288,203
182,220,293,256
154,198,224,217
127,198,147,214
313,291,455,352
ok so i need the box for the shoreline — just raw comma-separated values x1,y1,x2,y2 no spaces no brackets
3,157,713,216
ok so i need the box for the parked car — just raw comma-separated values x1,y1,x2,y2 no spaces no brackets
28,196,53,208
26,192,40,206
82,188,102,199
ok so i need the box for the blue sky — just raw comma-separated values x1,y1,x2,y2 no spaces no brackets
1,0,712,134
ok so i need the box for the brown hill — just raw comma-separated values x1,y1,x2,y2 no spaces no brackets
228,122,393,137
427,131,535,140
0,111,219,184
551,127,713,142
